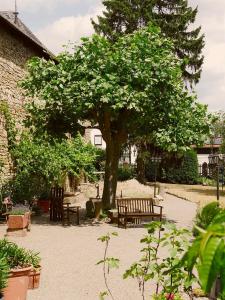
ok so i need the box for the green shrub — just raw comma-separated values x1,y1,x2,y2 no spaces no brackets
146,150,199,184
9,209,29,216
165,150,198,184
5,133,100,203
193,202,222,236
0,255,9,291
197,177,216,186
117,165,135,181
94,148,106,171
0,239,40,269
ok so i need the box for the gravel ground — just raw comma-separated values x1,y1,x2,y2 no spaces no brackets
0,181,197,300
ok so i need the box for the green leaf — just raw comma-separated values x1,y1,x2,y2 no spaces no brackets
99,291,108,300
198,237,223,292
106,258,120,269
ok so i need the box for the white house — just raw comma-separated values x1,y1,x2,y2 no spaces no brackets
85,128,137,165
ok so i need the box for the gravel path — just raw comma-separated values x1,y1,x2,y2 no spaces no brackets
0,192,197,300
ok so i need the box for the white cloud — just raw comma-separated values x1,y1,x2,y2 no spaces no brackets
35,5,102,54
0,0,81,12
2,0,225,111
188,0,225,111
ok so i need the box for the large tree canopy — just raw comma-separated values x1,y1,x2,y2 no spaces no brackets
22,25,209,208
92,0,204,85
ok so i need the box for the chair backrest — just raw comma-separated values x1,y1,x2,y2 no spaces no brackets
50,187,64,221
116,198,154,213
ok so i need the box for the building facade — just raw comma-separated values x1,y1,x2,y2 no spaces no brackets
0,11,51,181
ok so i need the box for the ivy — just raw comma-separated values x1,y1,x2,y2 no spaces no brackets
0,101,17,155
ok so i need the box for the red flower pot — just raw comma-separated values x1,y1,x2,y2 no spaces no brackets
38,199,50,213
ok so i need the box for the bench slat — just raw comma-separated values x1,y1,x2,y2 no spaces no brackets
116,198,162,228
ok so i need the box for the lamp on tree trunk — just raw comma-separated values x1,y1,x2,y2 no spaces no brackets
208,154,225,201
150,156,162,198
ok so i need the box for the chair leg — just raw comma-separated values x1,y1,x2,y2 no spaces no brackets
67,207,70,225
124,217,127,229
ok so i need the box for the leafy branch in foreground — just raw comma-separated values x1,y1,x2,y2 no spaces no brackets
183,209,225,299
124,222,192,300
97,232,119,300
97,223,192,300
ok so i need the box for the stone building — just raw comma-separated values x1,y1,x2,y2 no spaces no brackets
0,11,52,181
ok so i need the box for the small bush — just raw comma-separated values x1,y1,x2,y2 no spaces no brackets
193,202,222,236
197,177,216,186
0,239,40,269
0,255,9,291
165,150,199,184
146,150,199,184
9,209,29,216
117,165,135,181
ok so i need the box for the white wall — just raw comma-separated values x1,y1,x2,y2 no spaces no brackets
90,128,106,149
87,128,137,164
197,154,210,165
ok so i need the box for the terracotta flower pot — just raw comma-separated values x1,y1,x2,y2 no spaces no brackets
3,266,31,300
38,199,50,213
7,212,30,230
28,266,41,289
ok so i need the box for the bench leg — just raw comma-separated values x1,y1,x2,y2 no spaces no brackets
77,207,80,225
124,217,127,229
117,215,120,228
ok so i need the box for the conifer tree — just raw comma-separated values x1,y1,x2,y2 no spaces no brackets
92,0,204,85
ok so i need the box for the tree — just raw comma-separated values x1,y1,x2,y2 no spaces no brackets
92,0,204,85
21,25,209,209
209,111,225,153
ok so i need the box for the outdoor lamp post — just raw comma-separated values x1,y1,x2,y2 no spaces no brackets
150,156,162,198
208,154,225,201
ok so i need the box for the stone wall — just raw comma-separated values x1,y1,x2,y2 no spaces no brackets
0,25,42,182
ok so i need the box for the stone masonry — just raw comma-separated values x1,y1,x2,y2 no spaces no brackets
0,13,51,182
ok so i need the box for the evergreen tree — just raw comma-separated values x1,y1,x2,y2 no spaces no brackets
92,0,204,85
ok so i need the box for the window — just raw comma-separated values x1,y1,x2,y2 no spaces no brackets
94,135,102,146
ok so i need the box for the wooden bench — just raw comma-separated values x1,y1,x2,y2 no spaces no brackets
116,198,163,229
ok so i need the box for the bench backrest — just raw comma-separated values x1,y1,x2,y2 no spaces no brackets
116,198,154,213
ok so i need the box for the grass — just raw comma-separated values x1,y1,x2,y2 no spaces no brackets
164,183,225,208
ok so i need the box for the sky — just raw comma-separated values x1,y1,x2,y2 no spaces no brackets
0,0,224,112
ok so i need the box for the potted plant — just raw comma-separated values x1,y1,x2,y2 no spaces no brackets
27,250,41,289
37,191,50,213
0,239,32,300
7,209,31,236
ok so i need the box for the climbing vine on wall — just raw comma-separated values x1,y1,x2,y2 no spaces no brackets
0,101,17,156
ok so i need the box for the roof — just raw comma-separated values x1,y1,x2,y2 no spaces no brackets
192,137,222,149
0,11,54,58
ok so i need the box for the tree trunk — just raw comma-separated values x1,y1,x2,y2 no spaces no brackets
99,109,128,210
102,138,121,210
137,143,146,184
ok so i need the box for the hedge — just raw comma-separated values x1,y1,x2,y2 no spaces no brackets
145,150,199,184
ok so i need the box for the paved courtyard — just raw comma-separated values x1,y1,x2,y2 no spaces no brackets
0,193,197,300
